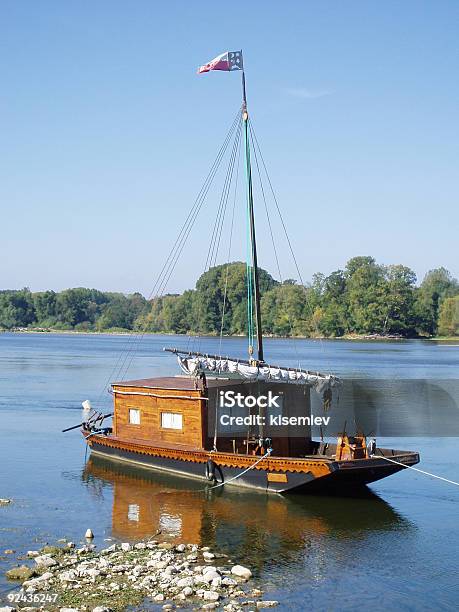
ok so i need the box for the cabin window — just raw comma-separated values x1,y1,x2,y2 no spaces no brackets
161,412,183,430
129,408,141,425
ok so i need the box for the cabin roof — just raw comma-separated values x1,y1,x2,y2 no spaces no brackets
112,376,237,390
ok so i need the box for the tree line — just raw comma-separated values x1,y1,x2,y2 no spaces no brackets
1,256,458,338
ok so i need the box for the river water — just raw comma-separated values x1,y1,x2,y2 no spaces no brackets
0,333,458,610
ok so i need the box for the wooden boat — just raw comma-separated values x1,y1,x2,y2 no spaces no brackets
76,51,420,494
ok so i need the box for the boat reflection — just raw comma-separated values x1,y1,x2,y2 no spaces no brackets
82,456,413,572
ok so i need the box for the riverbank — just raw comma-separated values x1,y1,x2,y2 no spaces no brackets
3,328,455,342
4,537,275,611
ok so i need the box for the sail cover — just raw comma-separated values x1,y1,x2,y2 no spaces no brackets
177,355,339,394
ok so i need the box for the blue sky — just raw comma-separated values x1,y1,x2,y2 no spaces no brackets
1,1,458,295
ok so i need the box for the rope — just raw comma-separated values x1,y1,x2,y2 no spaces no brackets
248,118,332,373
373,453,459,488
219,131,241,356
111,108,243,385
205,449,272,491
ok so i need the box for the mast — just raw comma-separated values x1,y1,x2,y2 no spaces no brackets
242,69,264,363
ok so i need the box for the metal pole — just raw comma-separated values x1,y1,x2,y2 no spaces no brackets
241,69,264,363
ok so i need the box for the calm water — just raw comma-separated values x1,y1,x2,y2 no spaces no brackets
1,333,459,610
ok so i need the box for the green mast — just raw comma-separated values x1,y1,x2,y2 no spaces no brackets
241,68,264,364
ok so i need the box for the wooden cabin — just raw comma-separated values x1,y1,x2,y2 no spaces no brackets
112,375,315,457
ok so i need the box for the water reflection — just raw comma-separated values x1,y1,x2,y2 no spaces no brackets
82,456,413,578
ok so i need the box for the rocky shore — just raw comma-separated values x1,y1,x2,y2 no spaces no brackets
3,539,278,611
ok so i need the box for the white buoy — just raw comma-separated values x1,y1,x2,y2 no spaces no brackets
85,528,94,539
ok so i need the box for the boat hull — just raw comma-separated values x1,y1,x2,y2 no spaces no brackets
86,435,420,495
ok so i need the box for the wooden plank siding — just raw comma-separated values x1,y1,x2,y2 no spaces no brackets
112,384,205,449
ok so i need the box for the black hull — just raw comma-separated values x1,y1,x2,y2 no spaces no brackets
89,441,419,495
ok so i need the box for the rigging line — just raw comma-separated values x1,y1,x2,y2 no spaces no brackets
192,119,242,354
100,109,242,398
212,121,242,268
204,117,242,273
219,130,242,357
112,116,241,388
249,122,301,367
249,119,330,371
112,109,242,385
98,109,242,396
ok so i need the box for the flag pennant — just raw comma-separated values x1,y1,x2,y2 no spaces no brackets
198,51,243,74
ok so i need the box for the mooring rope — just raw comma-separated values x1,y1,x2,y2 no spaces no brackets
205,449,272,491
372,453,459,488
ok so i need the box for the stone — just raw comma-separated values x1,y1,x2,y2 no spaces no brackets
222,577,238,586
5,565,36,581
4,550,14,554
27,551,39,557
134,542,146,550
202,571,220,584
182,586,193,596
177,576,194,588
120,542,131,552
256,603,279,609
59,609,79,612
231,565,252,580
201,604,218,610
202,566,218,575
0,499,11,505
154,594,165,601
41,545,61,555
251,589,263,596
158,542,174,550
203,551,215,560
92,608,113,612
0,608,16,612
175,544,186,552
67,542,75,549
203,590,220,601
34,555,58,568
85,528,94,539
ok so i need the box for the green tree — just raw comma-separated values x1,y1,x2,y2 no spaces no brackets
437,296,459,337
0,289,36,329
415,268,459,335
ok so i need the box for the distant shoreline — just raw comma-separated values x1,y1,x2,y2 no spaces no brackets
2,328,458,342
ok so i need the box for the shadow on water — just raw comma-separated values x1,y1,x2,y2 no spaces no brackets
82,455,414,575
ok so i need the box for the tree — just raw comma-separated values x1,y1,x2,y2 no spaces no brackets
437,296,459,337
415,268,459,335
0,289,36,329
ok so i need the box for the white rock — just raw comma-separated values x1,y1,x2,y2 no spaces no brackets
134,542,146,550
154,594,165,601
182,586,193,596
0,607,16,612
176,576,194,588
92,607,112,612
231,564,252,580
27,550,40,557
175,543,186,552
203,551,215,560
202,565,218,575
59,570,79,582
60,609,79,612
222,576,238,586
120,542,131,552
34,554,58,568
203,590,220,601
67,542,75,549
256,602,279,609
202,571,220,584
85,528,94,539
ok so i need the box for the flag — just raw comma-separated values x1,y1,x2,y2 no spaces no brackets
198,51,243,74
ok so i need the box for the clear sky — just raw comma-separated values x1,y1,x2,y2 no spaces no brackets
1,0,458,295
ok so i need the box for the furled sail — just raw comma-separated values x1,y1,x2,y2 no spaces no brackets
177,354,339,395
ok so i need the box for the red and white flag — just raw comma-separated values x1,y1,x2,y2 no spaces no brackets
198,51,243,74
